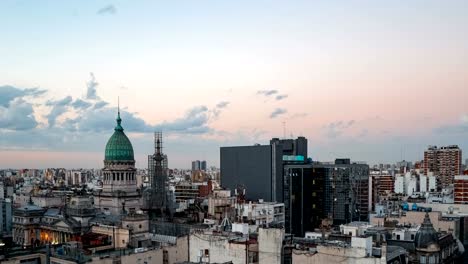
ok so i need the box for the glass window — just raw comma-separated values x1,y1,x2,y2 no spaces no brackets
420,256,426,264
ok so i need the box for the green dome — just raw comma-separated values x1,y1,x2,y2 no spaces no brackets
104,111,134,161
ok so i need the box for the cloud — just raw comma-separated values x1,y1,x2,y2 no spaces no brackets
63,107,150,133
0,86,46,107
257,89,278,97
154,106,211,134
46,96,73,127
323,120,355,138
275,94,288,101
0,76,218,161
93,101,108,109
61,104,212,135
212,101,230,119
434,114,468,134
270,108,287,119
0,98,38,130
86,73,100,100
216,101,230,109
97,5,117,15
71,99,92,110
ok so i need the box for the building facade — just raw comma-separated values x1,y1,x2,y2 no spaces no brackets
284,159,370,237
424,145,462,189
220,137,307,202
454,175,468,204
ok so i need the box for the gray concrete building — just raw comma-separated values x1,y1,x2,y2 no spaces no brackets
220,137,307,202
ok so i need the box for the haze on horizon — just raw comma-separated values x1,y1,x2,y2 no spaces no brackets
1,1,468,169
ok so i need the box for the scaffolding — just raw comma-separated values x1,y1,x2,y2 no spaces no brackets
144,132,170,218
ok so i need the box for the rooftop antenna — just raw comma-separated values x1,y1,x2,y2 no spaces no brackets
282,121,286,139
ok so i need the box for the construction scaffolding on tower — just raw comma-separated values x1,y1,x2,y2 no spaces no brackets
143,132,172,219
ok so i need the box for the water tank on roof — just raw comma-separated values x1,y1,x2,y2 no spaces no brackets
402,203,409,211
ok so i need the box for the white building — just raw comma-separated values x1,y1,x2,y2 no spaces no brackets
237,201,285,227
429,173,437,192
406,177,417,196
420,174,428,193
189,228,283,264
340,222,373,237
394,174,405,194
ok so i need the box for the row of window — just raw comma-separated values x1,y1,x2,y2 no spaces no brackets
103,172,136,181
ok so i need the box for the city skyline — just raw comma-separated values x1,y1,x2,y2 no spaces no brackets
1,1,468,168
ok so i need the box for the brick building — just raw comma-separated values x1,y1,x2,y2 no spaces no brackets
424,145,462,189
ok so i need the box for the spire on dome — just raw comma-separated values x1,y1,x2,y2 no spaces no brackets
115,97,123,131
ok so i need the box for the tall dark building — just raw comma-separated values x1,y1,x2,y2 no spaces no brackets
284,159,370,237
200,160,207,171
220,137,307,202
191,160,200,171
283,164,325,237
220,145,281,201
270,137,308,158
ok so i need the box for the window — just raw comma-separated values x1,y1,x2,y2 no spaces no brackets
397,235,400,240
411,234,415,240
420,256,426,264
312,192,316,197
312,204,316,209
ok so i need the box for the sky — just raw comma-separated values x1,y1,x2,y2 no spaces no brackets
1,1,468,169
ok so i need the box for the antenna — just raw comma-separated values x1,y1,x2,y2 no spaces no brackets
282,121,286,139
118,96,120,114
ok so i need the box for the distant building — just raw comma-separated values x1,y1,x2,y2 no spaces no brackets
370,174,394,211
424,145,462,189
191,160,206,172
0,198,12,237
236,201,285,227
220,137,307,202
191,160,201,171
0,181,14,199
